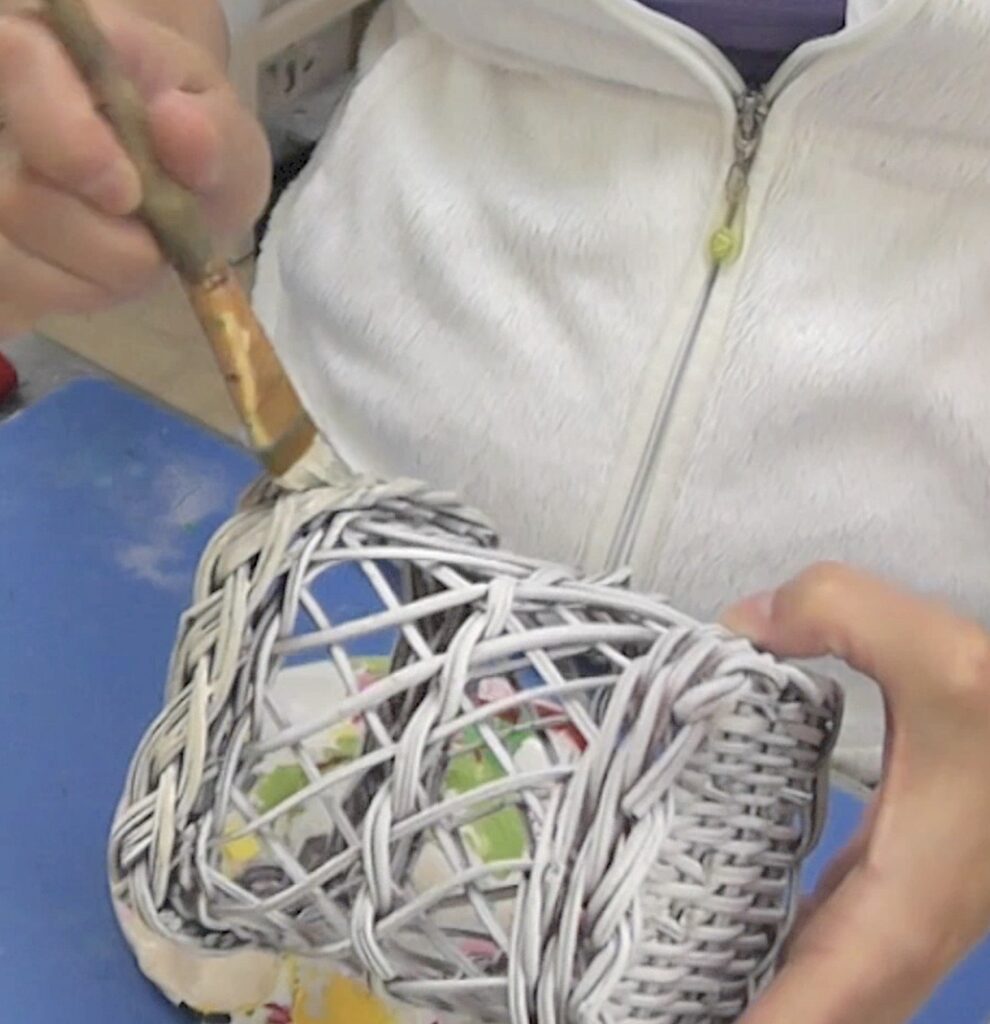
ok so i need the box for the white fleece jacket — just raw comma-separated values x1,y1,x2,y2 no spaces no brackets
251,0,990,791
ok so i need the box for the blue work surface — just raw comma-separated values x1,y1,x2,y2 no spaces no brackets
1,379,255,1023
1,379,987,1023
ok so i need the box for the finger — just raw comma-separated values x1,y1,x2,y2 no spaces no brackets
106,5,224,97
148,86,271,234
86,3,235,192
146,89,223,194
0,236,109,324
740,860,947,1024
0,3,227,213
0,13,141,213
0,166,163,295
808,823,867,906
722,563,990,725
762,776,990,1024
783,801,874,960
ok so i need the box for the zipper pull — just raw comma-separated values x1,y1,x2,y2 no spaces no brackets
709,89,768,266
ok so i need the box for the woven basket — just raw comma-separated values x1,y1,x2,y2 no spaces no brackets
110,478,840,1024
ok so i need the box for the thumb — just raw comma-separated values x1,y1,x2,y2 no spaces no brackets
738,867,940,1024
722,562,990,729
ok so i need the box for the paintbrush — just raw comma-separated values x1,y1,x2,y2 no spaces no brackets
42,0,351,490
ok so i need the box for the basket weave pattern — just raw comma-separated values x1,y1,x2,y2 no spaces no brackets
110,480,840,1024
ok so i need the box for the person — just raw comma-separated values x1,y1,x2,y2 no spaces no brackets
0,0,988,1019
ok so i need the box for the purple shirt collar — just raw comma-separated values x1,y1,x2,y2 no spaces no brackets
639,0,848,82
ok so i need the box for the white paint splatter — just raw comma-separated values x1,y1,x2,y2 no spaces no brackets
115,458,231,593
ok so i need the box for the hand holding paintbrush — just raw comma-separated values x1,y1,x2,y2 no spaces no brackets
5,0,335,481
0,1,266,330
38,0,344,483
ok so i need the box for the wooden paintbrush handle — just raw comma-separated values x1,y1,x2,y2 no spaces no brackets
43,0,316,476
185,274,318,475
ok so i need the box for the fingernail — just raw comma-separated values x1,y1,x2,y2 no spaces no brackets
722,589,776,639
84,160,142,214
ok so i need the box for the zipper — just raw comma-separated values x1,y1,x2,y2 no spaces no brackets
605,87,768,572
593,0,922,575
708,90,769,266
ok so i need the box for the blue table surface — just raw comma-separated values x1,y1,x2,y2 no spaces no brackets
1,379,987,1023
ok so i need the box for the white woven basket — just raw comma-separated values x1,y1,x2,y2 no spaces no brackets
110,477,840,1024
